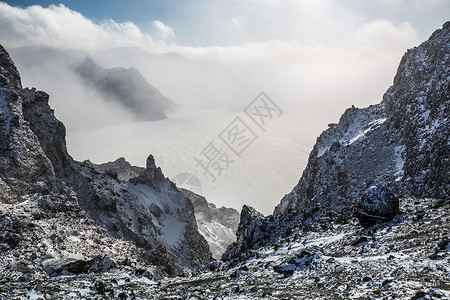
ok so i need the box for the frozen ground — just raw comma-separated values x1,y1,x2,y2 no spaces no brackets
67,108,315,215
2,196,448,299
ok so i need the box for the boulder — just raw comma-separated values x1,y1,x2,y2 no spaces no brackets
356,186,399,228
41,256,116,277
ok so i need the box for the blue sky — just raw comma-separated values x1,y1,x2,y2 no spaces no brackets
4,0,169,23
3,0,450,47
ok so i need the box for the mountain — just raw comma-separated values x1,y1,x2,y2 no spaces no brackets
274,22,449,216
8,195,446,299
221,20,450,279
76,56,176,121
0,44,211,279
1,22,449,299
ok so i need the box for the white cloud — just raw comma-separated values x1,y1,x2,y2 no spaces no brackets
0,2,157,50
355,19,419,51
151,20,175,43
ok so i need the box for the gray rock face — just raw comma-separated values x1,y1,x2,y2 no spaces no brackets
129,155,164,185
0,44,211,279
76,57,176,121
20,88,72,175
274,22,450,217
183,189,240,259
356,186,400,228
0,45,21,90
0,45,56,203
97,157,144,181
222,205,333,261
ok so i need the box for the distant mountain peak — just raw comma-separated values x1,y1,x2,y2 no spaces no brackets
75,57,176,121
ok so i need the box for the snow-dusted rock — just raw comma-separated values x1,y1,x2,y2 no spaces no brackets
0,45,56,203
356,186,399,228
275,22,450,217
67,155,212,275
223,204,333,261
3,196,449,299
97,157,143,181
129,154,164,184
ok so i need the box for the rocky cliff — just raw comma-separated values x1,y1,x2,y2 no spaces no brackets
223,22,450,262
274,22,449,216
0,44,211,279
0,45,58,204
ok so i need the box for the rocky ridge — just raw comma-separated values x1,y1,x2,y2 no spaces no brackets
0,21,449,299
275,22,449,216
0,43,211,279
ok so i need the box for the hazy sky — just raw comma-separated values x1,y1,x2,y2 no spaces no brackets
1,1,448,116
1,0,449,48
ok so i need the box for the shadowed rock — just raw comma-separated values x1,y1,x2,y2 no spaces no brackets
356,186,399,228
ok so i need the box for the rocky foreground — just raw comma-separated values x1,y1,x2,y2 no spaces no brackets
1,196,449,299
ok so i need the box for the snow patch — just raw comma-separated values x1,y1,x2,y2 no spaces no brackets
127,182,186,248
342,118,386,146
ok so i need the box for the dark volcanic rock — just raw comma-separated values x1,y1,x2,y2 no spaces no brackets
41,256,116,277
20,88,72,175
97,157,144,181
0,45,21,90
0,46,56,203
222,205,264,261
356,186,399,228
223,205,332,261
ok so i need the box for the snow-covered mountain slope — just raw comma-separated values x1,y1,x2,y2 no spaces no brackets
0,43,211,278
76,57,176,121
2,196,449,299
183,189,240,259
274,21,450,216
